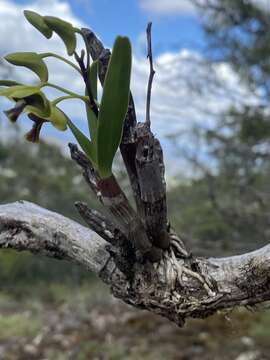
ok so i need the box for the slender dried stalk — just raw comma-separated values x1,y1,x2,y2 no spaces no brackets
145,22,155,127
0,24,269,328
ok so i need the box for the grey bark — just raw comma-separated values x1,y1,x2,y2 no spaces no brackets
81,28,169,252
1,24,269,328
1,201,270,327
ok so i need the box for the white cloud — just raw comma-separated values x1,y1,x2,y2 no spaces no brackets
0,0,86,90
0,0,257,177
0,0,87,128
251,0,270,12
140,0,270,17
131,48,258,177
1,0,249,137
132,49,256,136
139,0,196,15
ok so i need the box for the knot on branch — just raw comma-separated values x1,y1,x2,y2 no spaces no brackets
64,24,250,327
101,233,220,327
76,25,173,262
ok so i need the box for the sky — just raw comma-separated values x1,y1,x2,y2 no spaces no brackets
0,0,258,177
13,0,204,53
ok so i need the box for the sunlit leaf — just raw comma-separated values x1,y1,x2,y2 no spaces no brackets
97,36,131,178
44,16,76,55
4,52,48,82
0,85,40,98
24,10,53,39
67,118,97,165
85,104,98,143
47,105,68,131
0,85,51,118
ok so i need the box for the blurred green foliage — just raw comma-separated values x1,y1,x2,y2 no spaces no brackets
180,0,270,255
0,3,270,357
0,0,269,305
0,120,269,285
0,133,99,286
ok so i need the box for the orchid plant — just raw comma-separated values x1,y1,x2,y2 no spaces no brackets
0,10,132,179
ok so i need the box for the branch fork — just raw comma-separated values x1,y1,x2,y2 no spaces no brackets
1,24,270,328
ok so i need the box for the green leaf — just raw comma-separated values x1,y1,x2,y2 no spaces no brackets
85,104,98,143
0,85,50,118
97,36,132,178
47,105,67,131
0,80,21,87
0,85,40,98
44,16,76,56
67,118,97,165
4,52,48,82
24,10,53,39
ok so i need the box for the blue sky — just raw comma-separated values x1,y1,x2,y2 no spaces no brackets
12,0,205,55
73,0,205,55
0,0,253,177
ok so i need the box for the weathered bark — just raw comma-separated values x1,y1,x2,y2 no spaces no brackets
1,24,269,329
1,201,270,327
80,28,169,252
0,201,108,274
68,143,162,263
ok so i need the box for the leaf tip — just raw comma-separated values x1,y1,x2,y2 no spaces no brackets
24,9,53,39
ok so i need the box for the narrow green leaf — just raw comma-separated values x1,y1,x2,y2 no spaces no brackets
0,80,21,87
0,85,50,118
0,85,40,98
47,105,67,130
67,118,97,165
97,36,132,178
24,10,53,39
4,52,48,82
85,104,98,143
44,16,76,55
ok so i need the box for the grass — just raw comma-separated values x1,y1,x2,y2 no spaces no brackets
77,341,129,360
249,308,270,345
0,281,270,359
0,312,42,340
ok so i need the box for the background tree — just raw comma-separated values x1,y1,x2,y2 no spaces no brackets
1,8,270,333
170,0,270,254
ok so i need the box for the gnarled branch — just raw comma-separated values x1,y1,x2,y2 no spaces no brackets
1,200,270,327
0,201,109,274
1,22,269,329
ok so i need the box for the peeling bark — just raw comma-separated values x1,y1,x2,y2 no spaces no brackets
1,201,270,327
0,25,269,328
0,201,109,274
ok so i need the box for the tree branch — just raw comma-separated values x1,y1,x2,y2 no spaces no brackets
0,200,109,274
1,201,270,327
68,143,161,262
1,22,269,329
